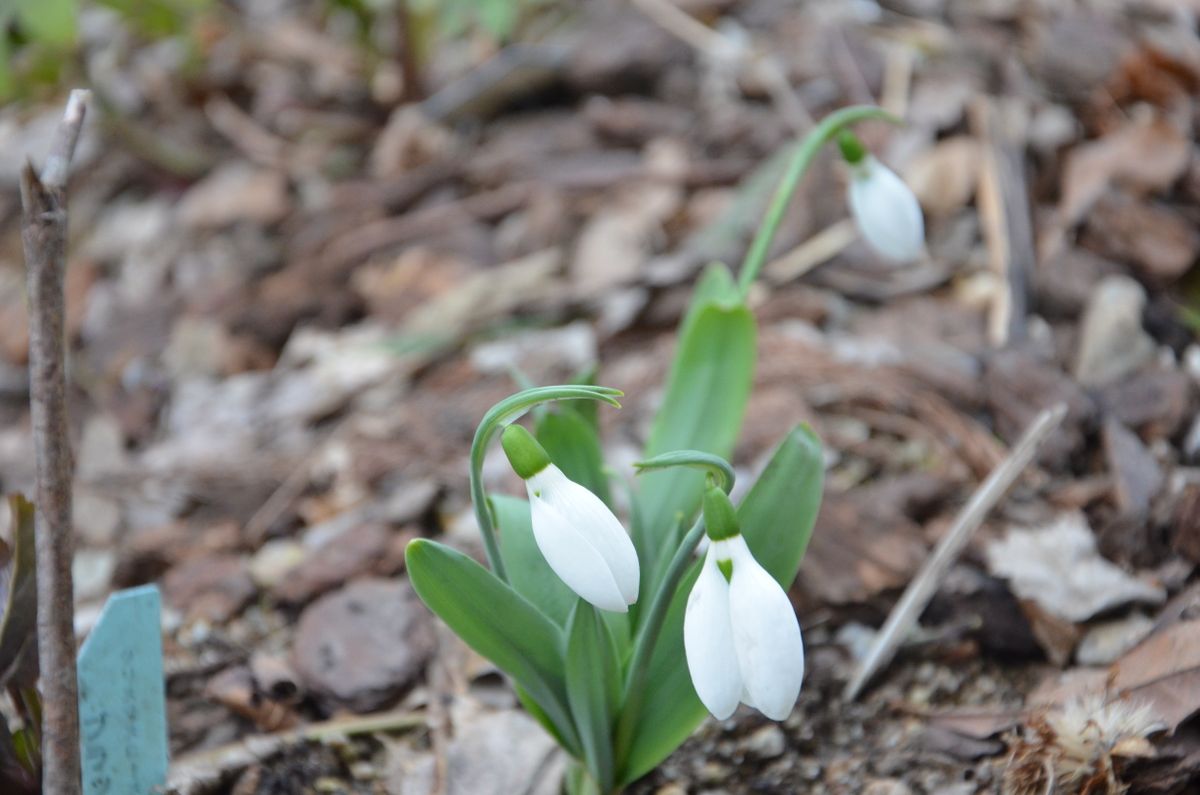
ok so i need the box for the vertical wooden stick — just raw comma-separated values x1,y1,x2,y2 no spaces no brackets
19,89,90,795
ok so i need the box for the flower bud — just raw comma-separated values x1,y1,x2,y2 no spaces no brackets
840,131,925,263
502,424,639,612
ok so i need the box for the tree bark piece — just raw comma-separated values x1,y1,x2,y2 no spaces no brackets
19,88,90,795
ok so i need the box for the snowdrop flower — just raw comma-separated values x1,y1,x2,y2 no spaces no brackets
840,131,925,263
500,424,639,612
684,487,804,721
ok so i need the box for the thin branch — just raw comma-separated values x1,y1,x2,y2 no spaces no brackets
167,708,425,794
973,97,1034,347
19,88,91,795
843,402,1067,702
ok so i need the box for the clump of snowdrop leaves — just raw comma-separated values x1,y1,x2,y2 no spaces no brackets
840,130,925,263
501,424,639,613
685,486,805,720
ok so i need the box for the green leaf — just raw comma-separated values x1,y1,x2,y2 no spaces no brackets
536,408,612,506
0,496,37,689
494,495,576,626
635,263,755,581
14,0,77,44
617,425,823,785
738,424,824,584
405,539,580,755
565,603,620,793
616,565,701,786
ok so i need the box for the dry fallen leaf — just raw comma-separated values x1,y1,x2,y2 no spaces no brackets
903,136,980,218
1057,116,1189,229
985,513,1165,624
1110,619,1200,733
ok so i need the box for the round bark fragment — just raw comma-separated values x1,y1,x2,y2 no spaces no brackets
292,578,435,712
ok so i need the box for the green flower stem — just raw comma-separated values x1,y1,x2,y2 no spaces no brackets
469,385,622,582
633,450,736,494
614,515,707,772
736,105,901,297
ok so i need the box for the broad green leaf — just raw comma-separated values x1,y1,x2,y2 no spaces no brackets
565,603,621,793
616,566,700,786
0,496,37,689
494,495,576,626
618,425,823,785
406,539,580,755
738,424,824,584
14,0,77,44
636,263,755,582
536,408,612,506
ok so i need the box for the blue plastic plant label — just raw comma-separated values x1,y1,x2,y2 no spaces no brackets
77,585,169,795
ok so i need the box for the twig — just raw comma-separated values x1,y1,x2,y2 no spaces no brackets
973,98,1034,347
764,218,857,284
843,402,1068,702
19,88,90,795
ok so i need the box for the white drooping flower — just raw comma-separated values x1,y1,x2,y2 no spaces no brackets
526,464,640,612
501,424,639,613
838,128,925,264
846,155,925,263
684,534,805,720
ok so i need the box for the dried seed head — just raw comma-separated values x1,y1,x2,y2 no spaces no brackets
1002,695,1160,795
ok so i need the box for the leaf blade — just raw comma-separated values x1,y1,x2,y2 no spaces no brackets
565,603,620,792
636,263,755,580
405,539,580,754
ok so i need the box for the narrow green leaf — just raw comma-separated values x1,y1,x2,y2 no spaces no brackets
616,566,701,786
494,495,576,626
536,408,612,506
565,603,620,793
618,425,824,785
405,539,580,755
636,263,755,582
738,424,824,584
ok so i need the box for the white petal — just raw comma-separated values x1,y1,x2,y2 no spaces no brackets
683,545,742,720
528,486,628,612
529,466,640,606
727,536,804,721
848,157,925,263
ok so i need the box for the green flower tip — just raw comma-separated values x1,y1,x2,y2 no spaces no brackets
702,486,741,541
501,424,551,480
837,130,867,165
